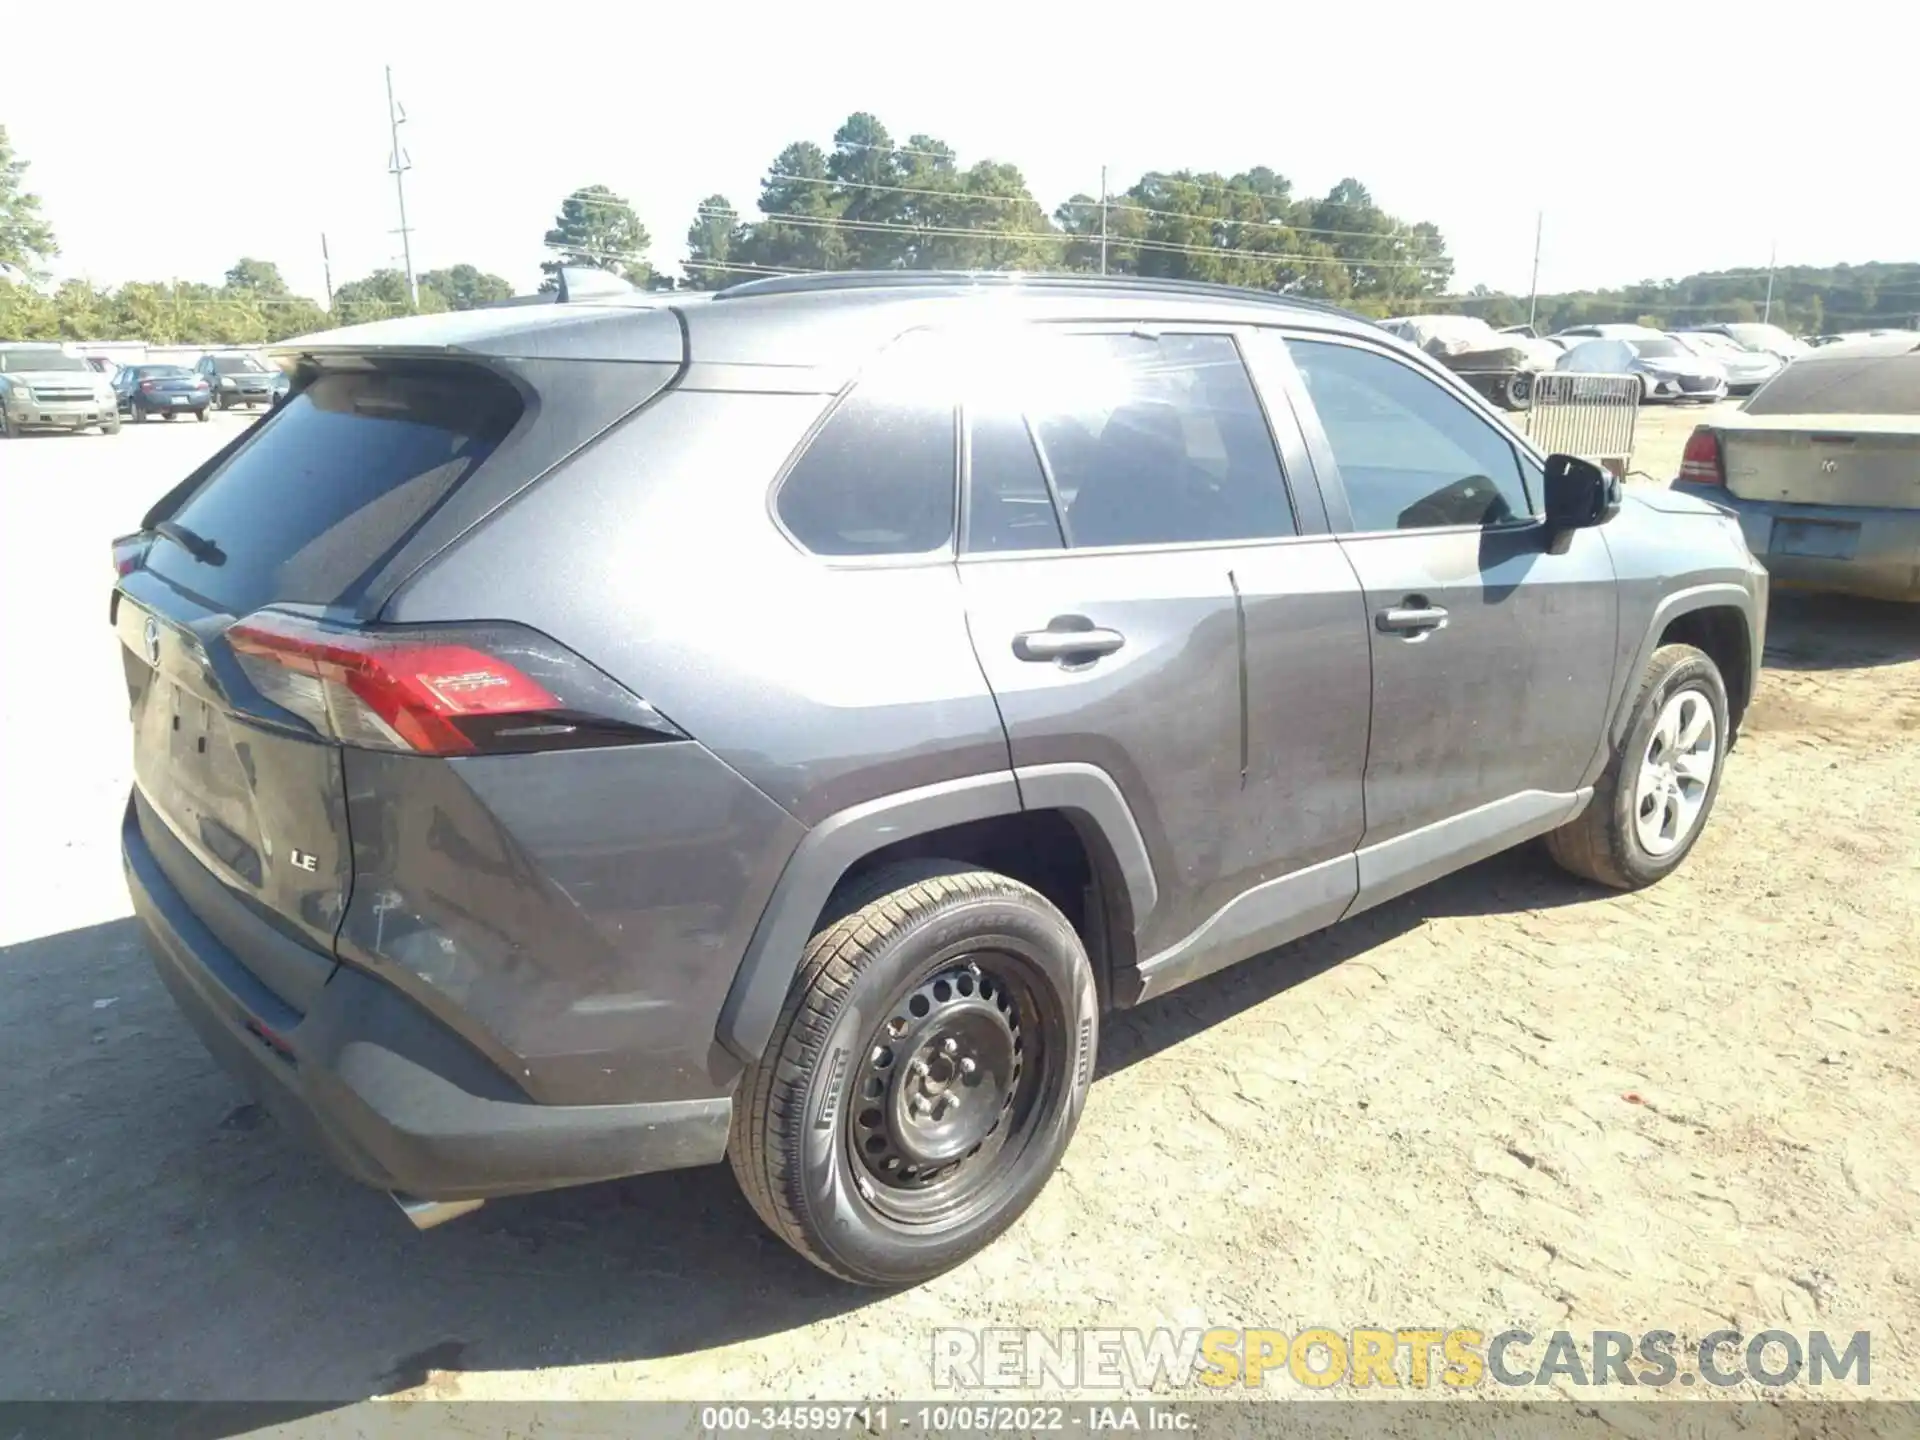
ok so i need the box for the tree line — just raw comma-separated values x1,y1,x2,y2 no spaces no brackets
7,116,1916,348
1454,265,1920,338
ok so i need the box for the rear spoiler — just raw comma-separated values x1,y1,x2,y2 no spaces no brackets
484,266,654,309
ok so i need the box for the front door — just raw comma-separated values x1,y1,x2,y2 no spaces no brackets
1283,334,1619,909
957,327,1371,977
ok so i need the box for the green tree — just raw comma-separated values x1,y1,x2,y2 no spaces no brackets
541,185,650,288
0,126,58,276
223,257,290,295
0,278,59,338
331,268,445,325
684,195,742,289
418,263,513,310
734,142,850,274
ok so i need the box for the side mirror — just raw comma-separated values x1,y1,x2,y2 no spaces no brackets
1542,453,1621,549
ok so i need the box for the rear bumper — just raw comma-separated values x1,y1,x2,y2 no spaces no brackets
122,798,733,1202
1672,484,1920,601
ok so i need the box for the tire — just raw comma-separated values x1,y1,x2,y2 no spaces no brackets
162,410,176,421
729,860,1098,1287
103,416,121,434
1636,373,1654,404
1547,643,1730,890
1500,371,1533,412
217,393,230,411
195,407,209,423
0,405,11,439
130,400,145,424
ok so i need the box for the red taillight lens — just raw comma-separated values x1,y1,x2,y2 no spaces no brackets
111,532,149,578
140,380,156,391
1679,428,1724,486
226,611,683,756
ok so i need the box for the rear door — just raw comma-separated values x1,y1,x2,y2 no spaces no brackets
958,326,1370,966
1284,333,1618,908
114,362,528,1007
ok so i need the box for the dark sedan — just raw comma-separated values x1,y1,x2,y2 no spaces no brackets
114,365,212,422
196,352,283,409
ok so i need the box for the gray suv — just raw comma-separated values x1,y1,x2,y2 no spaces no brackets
113,271,1767,1286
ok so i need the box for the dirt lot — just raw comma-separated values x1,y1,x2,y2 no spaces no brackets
1,408,1915,1417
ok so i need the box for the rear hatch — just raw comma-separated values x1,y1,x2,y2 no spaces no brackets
1725,341,1920,509
1723,417,1920,509
115,361,532,1010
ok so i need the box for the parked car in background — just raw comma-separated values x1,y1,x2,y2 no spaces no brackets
1377,313,1561,409
1678,323,1810,363
114,364,212,423
196,352,281,409
1670,332,1784,394
1553,323,1666,344
1557,336,1730,403
1672,333,1919,601
0,344,120,437
112,268,1767,1286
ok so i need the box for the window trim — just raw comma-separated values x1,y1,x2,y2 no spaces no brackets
955,322,1317,561
1275,328,1546,540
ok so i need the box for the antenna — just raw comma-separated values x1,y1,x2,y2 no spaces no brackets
385,66,417,309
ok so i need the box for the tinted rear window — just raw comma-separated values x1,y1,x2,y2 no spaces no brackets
146,366,523,613
1743,352,1920,417
213,355,269,374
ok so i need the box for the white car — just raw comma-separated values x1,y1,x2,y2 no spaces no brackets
1556,336,1730,403
1670,332,1784,394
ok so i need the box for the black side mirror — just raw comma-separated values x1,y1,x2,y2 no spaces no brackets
1542,453,1621,550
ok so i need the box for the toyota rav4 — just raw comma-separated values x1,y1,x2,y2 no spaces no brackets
113,270,1767,1286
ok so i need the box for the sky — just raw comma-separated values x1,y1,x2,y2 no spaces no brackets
8,2,1915,305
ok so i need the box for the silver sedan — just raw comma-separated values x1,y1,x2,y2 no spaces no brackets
1671,332,1784,394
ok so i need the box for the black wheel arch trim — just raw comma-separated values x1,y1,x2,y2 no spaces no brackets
1604,582,1761,758
717,765,1156,1065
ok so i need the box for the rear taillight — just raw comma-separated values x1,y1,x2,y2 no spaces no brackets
111,532,149,578
140,380,156,391
226,611,685,756
1679,427,1724,486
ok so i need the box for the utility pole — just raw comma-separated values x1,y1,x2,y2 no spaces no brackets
1526,210,1543,332
1763,238,1776,323
385,66,417,309
320,233,334,310
1099,166,1109,277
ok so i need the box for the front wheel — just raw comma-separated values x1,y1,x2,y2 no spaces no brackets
1547,643,1730,890
129,401,146,424
102,416,121,434
729,862,1098,1286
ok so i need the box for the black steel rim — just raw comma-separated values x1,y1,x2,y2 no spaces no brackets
844,948,1065,1227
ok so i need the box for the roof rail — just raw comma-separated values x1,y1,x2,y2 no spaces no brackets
713,269,1369,321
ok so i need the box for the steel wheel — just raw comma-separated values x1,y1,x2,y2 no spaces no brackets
1633,687,1717,857
847,953,1054,1226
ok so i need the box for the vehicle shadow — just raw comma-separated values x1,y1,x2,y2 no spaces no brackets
1761,591,1920,671
0,844,1597,1411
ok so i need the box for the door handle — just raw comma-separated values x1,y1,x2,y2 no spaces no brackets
1376,601,1449,637
1013,623,1126,664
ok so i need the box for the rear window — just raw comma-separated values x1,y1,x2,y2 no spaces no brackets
146,366,523,614
1743,351,1920,417
136,366,193,379
212,355,269,374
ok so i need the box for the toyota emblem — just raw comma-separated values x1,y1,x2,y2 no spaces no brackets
142,616,161,667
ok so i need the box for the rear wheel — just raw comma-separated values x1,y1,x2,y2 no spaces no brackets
1547,643,1729,890
195,407,209,423
729,861,1098,1286
1500,371,1533,411
129,400,145,424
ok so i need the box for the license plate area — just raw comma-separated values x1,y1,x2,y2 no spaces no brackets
1770,519,1861,560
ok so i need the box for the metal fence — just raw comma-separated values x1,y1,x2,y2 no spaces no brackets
1522,372,1641,475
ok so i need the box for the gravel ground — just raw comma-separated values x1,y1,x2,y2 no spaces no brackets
0,406,1914,1416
